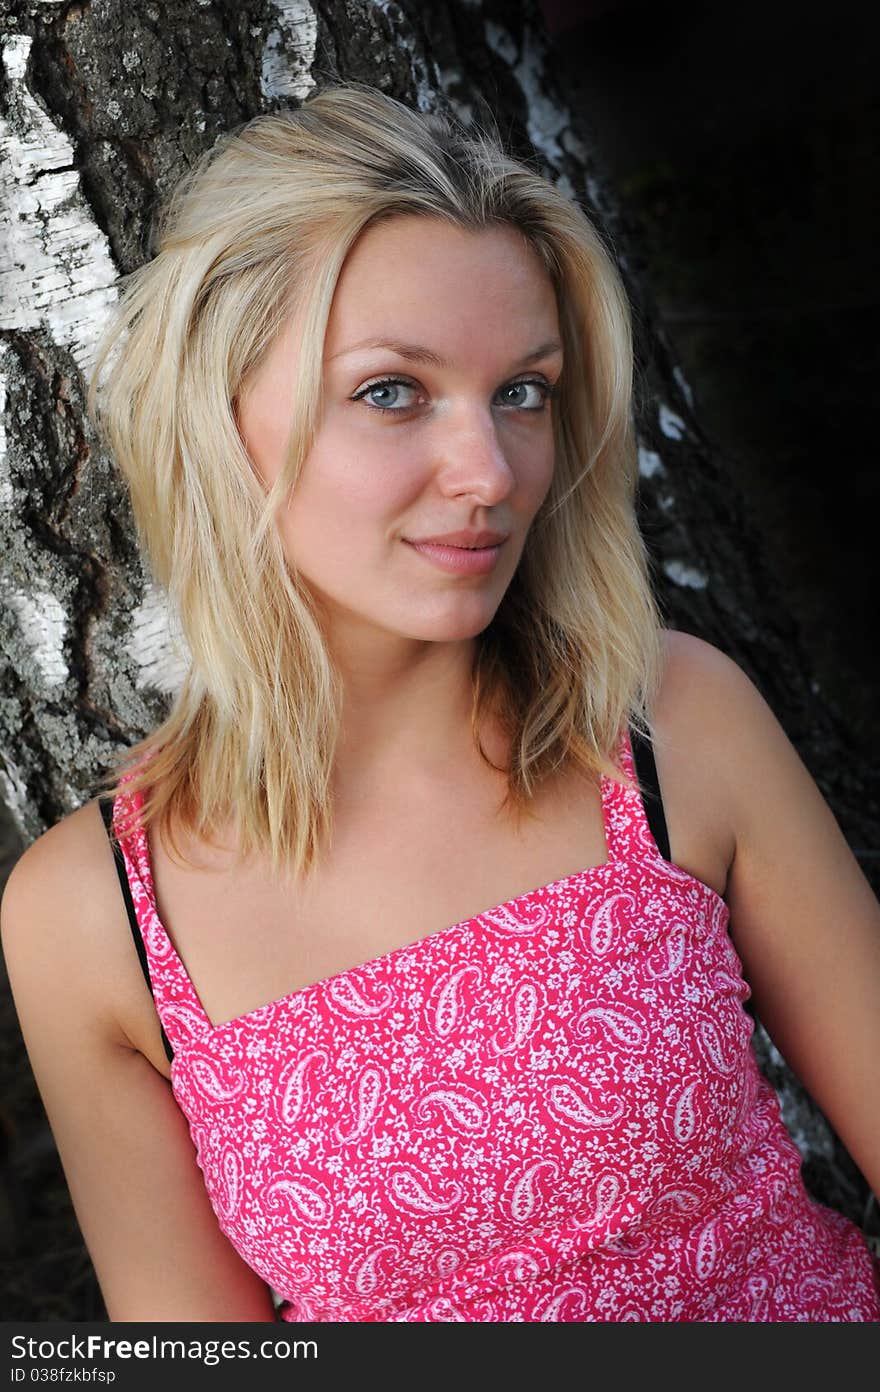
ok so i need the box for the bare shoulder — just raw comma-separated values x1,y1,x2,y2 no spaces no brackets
655,628,757,723
1,803,277,1320
642,628,842,900
1,798,145,1054
652,628,775,802
639,629,767,898
3,796,112,897
653,628,824,840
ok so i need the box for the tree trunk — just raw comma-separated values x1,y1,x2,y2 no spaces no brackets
0,0,876,1319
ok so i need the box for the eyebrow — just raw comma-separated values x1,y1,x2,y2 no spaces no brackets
327,338,564,369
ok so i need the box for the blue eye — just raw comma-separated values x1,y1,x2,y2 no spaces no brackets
498,380,555,411
353,378,419,413
352,376,557,416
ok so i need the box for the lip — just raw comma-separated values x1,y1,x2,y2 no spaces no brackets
403,537,506,575
406,529,509,548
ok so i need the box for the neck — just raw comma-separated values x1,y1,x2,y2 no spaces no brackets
332,633,484,787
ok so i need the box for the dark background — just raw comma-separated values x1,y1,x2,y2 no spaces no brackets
540,0,879,760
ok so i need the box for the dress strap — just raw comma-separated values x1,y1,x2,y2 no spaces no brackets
97,773,214,1057
602,724,673,867
628,725,672,861
99,794,175,1065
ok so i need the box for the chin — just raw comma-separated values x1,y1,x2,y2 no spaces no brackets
401,603,503,644
312,588,506,647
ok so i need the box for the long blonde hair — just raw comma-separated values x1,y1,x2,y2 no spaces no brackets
89,80,665,883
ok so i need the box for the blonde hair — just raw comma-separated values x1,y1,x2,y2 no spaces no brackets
89,80,665,883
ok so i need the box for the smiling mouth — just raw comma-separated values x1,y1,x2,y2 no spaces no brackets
404,529,510,549
402,538,505,574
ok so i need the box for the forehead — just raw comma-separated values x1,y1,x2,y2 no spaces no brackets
324,215,559,354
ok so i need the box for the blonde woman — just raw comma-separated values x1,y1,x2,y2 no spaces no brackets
2,83,879,1323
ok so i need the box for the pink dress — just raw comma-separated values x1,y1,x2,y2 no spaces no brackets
109,727,880,1321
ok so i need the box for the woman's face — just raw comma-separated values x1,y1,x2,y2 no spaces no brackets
237,215,563,654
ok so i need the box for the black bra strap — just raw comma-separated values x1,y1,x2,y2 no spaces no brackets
98,797,174,1065
629,725,672,863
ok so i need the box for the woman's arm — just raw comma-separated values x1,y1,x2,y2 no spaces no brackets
1,812,278,1322
663,631,880,1199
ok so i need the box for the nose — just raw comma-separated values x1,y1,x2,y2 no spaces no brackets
433,402,516,506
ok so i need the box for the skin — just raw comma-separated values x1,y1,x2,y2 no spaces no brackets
236,214,563,789
2,215,878,1323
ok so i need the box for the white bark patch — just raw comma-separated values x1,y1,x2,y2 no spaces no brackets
658,403,687,440
672,364,694,410
485,18,567,166
0,35,118,374
585,174,603,208
484,19,517,66
561,128,587,165
6,585,69,690
261,1,318,102
437,67,473,125
0,761,29,836
637,446,665,479
128,580,190,697
370,3,441,112
662,560,708,590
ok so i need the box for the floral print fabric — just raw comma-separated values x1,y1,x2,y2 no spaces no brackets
111,729,880,1321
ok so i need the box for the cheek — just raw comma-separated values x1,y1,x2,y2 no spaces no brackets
236,388,294,492
521,434,555,510
291,431,422,519
280,437,422,561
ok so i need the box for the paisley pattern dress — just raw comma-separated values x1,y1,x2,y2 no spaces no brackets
109,727,880,1321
